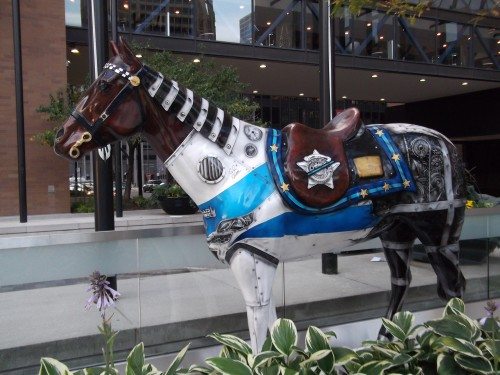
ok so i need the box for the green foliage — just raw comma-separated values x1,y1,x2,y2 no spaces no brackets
39,299,500,374
34,84,88,146
151,183,187,201
71,199,95,213
331,0,431,21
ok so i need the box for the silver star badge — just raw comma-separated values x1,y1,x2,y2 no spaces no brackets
297,150,340,189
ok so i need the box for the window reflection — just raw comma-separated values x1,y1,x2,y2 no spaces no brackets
121,0,194,37
474,27,500,70
397,18,436,63
254,0,302,49
436,22,471,67
351,10,394,59
305,0,319,50
205,0,252,43
65,0,87,27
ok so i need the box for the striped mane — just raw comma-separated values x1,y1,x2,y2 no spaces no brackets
136,63,247,156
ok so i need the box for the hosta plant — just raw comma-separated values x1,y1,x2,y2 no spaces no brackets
39,298,499,375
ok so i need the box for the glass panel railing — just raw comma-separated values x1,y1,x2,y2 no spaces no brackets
2,207,500,373
435,22,472,67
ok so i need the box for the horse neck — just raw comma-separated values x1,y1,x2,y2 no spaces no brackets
139,65,250,162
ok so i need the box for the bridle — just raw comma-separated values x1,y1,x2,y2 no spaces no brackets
68,62,154,159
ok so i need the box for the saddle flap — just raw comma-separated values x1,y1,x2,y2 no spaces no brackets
282,123,350,208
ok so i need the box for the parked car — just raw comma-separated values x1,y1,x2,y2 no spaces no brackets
143,179,163,192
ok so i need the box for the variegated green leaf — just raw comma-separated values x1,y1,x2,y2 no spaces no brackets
271,319,298,356
425,316,473,341
455,353,493,374
126,343,144,375
433,337,482,357
437,353,467,375
299,349,331,366
279,365,299,375
186,365,212,374
382,318,407,341
304,326,334,373
209,333,253,355
331,347,358,365
392,311,415,336
443,298,465,316
165,343,190,375
39,358,73,375
206,357,253,375
253,351,283,369
258,364,280,375
305,326,329,352
357,360,393,375
481,339,500,361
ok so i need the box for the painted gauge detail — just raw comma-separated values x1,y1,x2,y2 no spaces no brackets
198,156,225,184
245,143,258,158
244,125,263,141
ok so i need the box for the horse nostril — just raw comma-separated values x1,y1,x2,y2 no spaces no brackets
55,127,64,141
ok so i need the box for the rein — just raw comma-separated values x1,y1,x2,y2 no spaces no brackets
68,63,149,158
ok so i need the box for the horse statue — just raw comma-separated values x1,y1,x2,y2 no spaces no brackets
54,38,466,352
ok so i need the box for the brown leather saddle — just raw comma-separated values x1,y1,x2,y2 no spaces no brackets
281,108,362,208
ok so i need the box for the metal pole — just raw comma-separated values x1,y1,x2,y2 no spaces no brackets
110,0,123,218
12,0,27,223
320,0,338,274
319,0,336,124
88,0,115,231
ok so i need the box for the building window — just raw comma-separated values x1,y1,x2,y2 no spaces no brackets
254,0,302,49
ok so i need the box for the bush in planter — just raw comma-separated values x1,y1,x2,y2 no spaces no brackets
151,184,197,215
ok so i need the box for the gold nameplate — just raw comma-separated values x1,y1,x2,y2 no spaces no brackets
129,76,141,86
354,156,384,178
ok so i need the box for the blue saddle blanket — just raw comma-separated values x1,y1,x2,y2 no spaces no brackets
266,125,416,214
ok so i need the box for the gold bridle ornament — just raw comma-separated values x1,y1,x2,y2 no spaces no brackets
69,132,92,159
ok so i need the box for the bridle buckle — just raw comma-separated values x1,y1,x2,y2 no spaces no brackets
100,112,109,121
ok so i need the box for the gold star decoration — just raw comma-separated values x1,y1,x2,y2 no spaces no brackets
375,129,384,137
391,153,401,162
280,182,289,192
360,189,369,198
270,144,279,152
403,179,411,188
383,182,391,192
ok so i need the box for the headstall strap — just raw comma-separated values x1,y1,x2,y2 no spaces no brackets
70,63,149,153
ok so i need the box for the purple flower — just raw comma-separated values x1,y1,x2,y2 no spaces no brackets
484,300,498,317
85,271,120,314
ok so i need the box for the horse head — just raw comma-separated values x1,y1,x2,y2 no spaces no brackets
54,37,148,160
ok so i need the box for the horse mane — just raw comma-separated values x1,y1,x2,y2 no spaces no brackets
135,63,258,156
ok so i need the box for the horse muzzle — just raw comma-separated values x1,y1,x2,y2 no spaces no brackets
69,132,92,159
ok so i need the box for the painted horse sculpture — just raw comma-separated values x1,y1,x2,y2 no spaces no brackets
54,38,466,352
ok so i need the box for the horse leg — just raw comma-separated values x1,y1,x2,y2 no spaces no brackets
413,208,466,300
229,248,277,353
378,222,416,340
424,242,465,299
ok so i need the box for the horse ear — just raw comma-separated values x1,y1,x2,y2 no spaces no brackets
110,41,120,56
118,36,141,68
